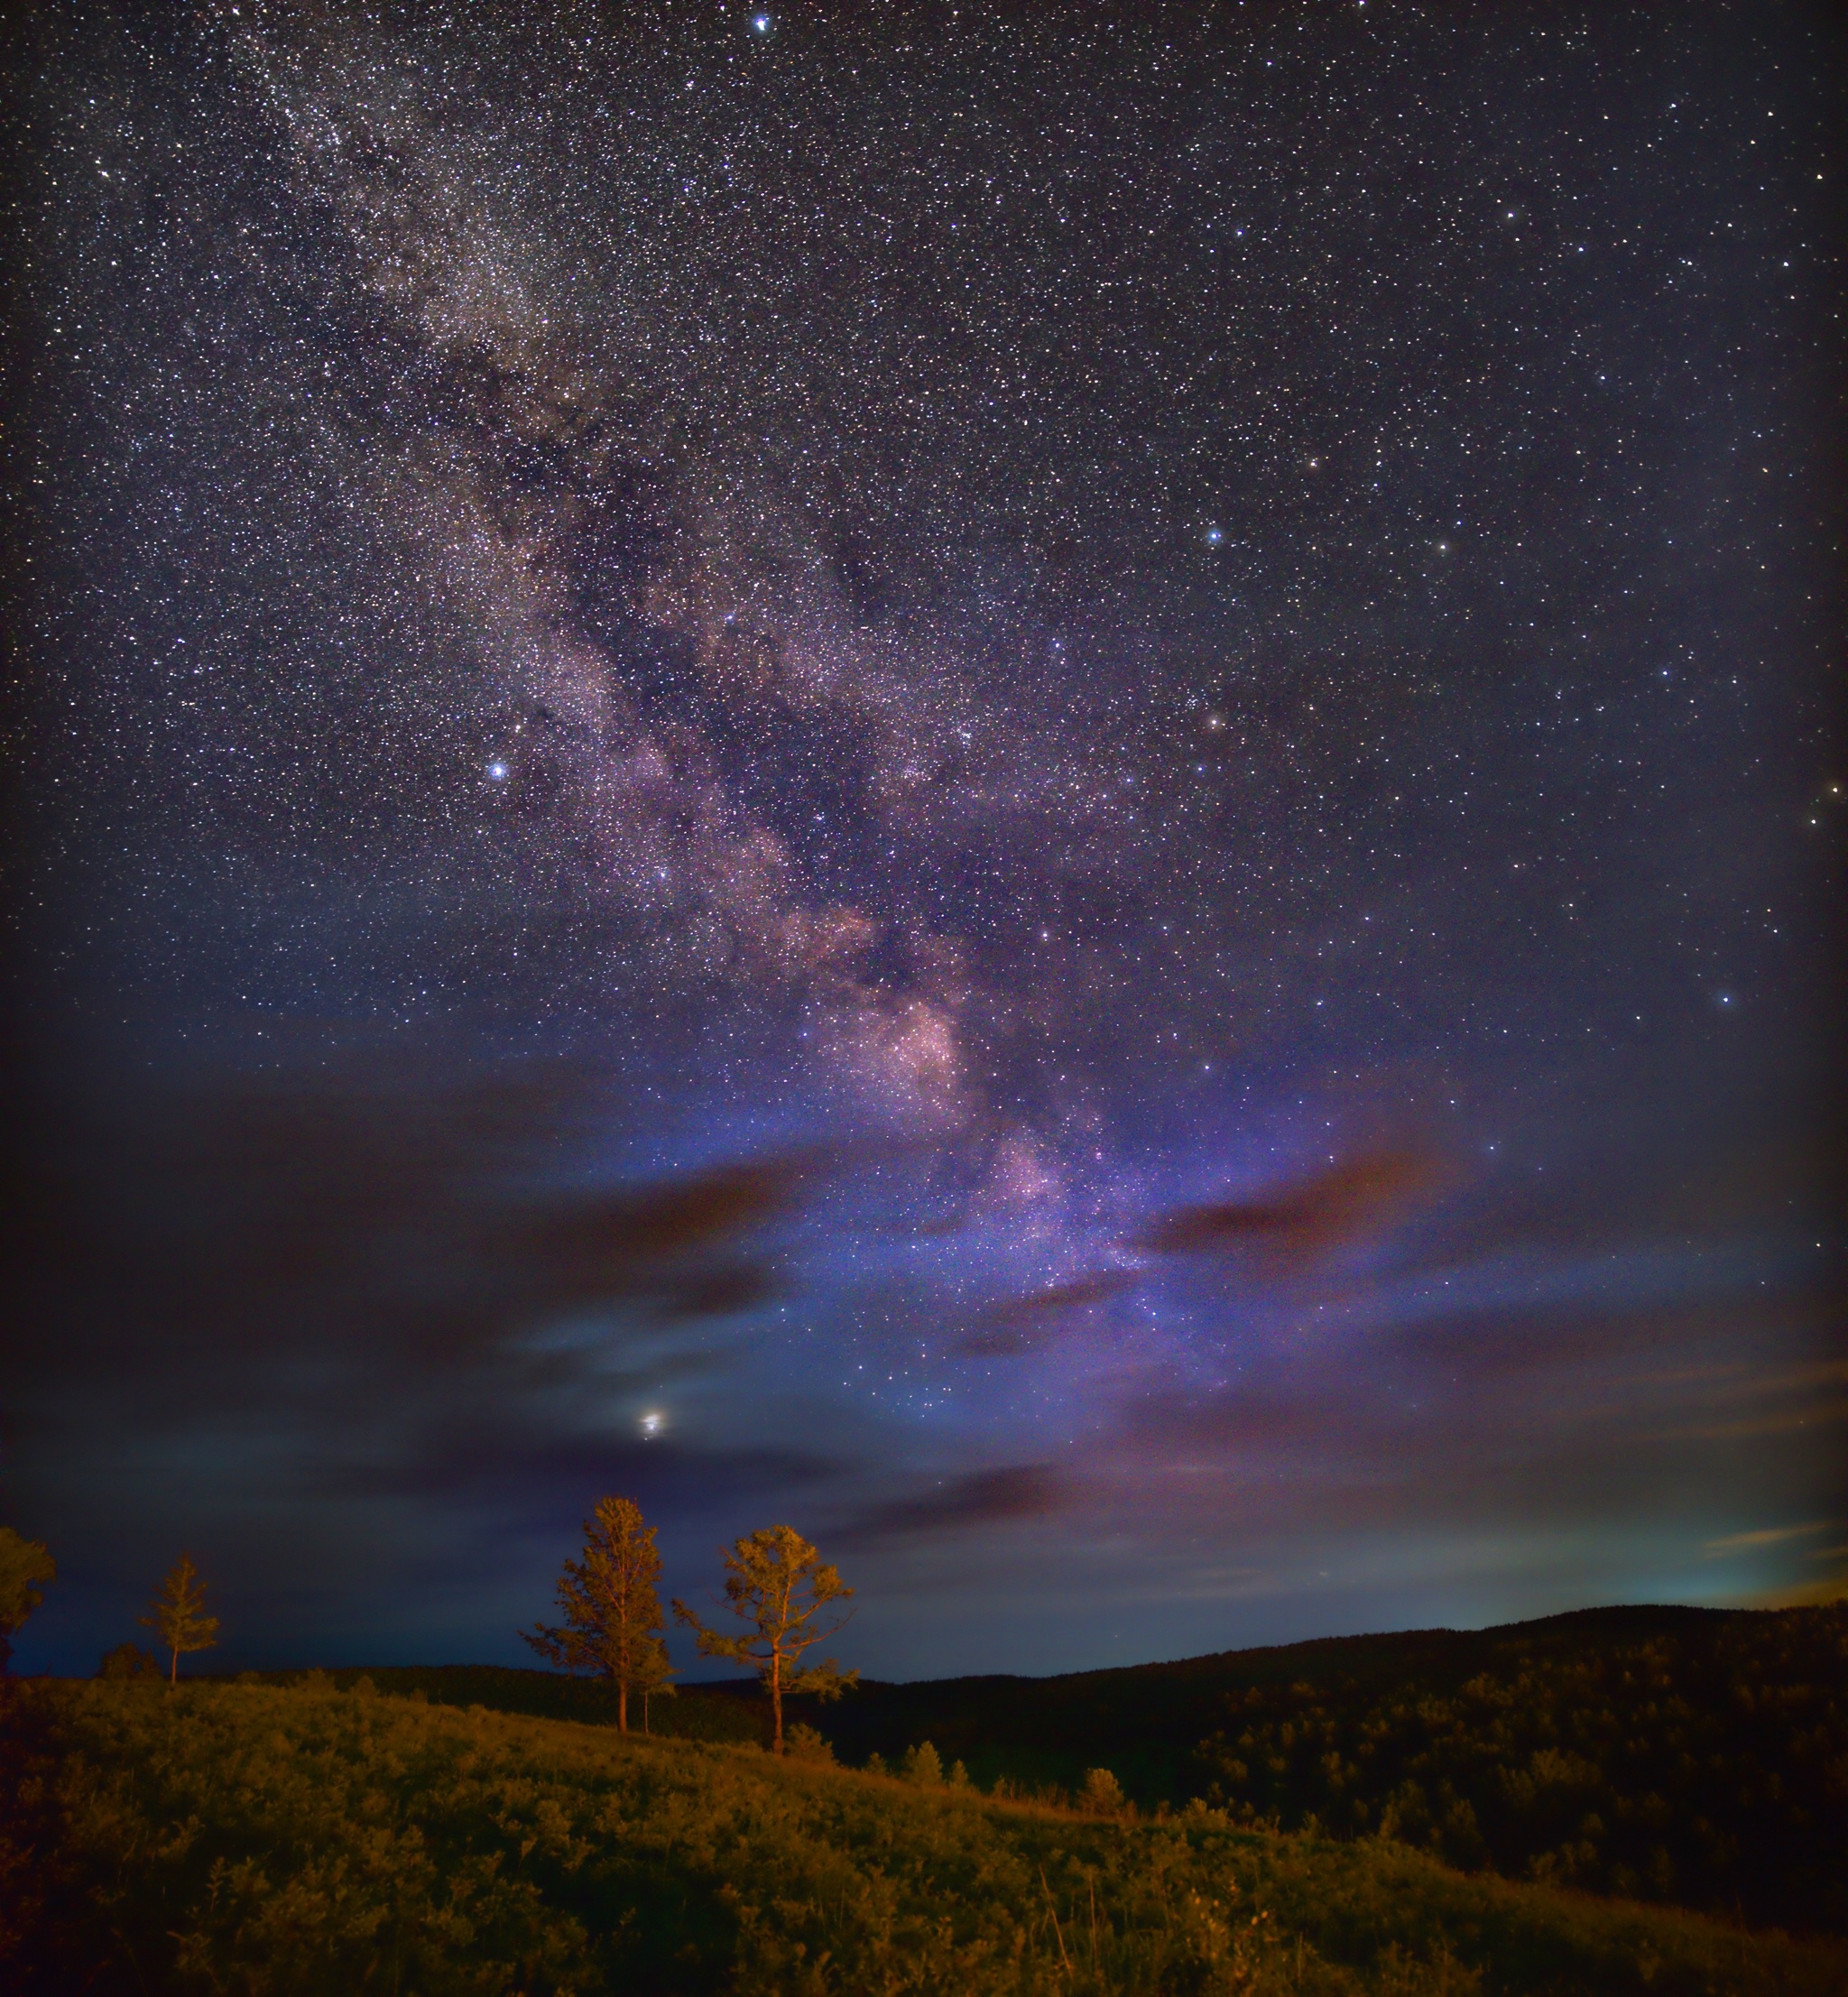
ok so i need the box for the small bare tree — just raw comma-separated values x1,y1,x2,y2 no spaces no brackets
523,1494,674,1733
142,1554,219,1683
673,1523,856,1753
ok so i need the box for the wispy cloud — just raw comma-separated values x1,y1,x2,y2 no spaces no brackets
835,1465,1069,1549
1132,1148,1441,1268
1704,1521,1834,1557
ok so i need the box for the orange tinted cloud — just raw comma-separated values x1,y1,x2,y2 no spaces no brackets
1136,1148,1439,1265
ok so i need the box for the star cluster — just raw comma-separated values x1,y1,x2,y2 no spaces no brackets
6,1,1841,1676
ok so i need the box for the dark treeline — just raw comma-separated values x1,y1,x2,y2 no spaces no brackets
1183,1606,1846,1930
779,1603,1846,1935
213,1663,762,1744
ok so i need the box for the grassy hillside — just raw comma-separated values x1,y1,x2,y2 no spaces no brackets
780,1603,1848,1933
4,1678,1844,1996
222,1661,765,1744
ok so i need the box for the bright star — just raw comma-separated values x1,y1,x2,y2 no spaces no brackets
752,13,771,31
486,761,508,781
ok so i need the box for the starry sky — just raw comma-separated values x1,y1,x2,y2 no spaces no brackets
5,1,1842,1681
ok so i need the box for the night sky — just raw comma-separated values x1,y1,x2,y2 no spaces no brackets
6,1,1842,1682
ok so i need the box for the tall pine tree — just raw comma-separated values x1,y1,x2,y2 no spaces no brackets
674,1524,856,1753
524,1495,674,1733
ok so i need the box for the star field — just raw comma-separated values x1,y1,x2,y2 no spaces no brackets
5,1,1841,1678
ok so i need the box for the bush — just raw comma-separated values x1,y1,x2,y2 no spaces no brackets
901,1739,944,1785
1080,1766,1128,1815
96,1644,162,1682
784,1722,834,1762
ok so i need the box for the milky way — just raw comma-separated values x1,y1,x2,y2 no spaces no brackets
7,2,1841,1677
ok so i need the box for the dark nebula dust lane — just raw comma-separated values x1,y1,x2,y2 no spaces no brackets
5,1,1841,1678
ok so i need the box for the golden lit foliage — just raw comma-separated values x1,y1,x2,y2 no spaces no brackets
0,1528,56,1671
3,1677,1845,1995
673,1522,856,1752
140,1553,219,1683
522,1494,674,1733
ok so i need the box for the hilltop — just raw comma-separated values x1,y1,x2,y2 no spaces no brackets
5,1674,1845,1995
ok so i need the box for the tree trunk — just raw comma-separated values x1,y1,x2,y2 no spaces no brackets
618,1678,628,1733
170,1647,178,1685
771,1652,783,1753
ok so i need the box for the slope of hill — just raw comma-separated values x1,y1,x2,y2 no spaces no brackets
779,1602,1846,1934
169,1601,1846,1934
5,1675,1844,1996
227,1660,765,1743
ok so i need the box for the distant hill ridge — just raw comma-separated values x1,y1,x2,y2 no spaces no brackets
827,1602,1762,1697
785,1601,1786,1762
794,1600,1846,1932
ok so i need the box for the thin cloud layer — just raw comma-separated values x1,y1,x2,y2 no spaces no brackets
1135,1150,1440,1267
836,1465,1069,1550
